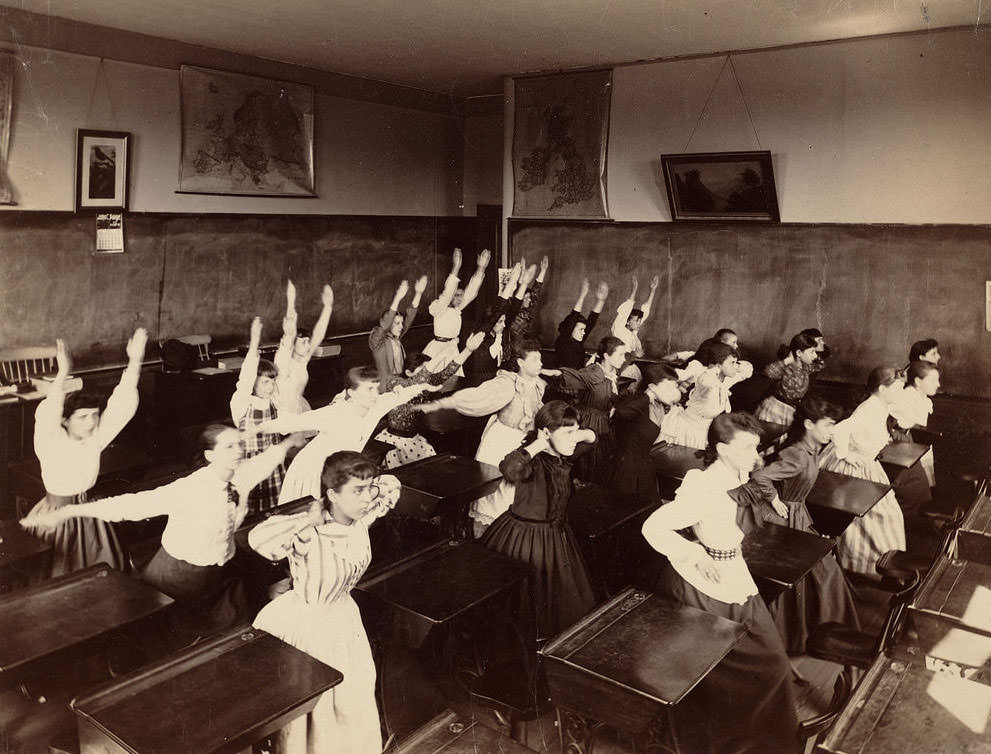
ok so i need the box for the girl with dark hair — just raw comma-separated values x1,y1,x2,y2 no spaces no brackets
262,366,425,504
730,396,859,652
754,332,823,426
819,366,907,576
250,451,401,754
276,279,334,412
552,335,628,482
554,278,609,369
659,342,748,449
480,400,598,639
908,338,940,366
608,362,682,505
641,412,797,754
891,360,940,486
230,316,286,513
23,329,147,576
23,424,301,644
419,338,548,536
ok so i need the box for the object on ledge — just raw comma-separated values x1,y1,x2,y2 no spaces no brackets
29,375,84,396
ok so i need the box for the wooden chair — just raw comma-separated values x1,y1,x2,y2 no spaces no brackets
175,334,212,361
0,346,57,384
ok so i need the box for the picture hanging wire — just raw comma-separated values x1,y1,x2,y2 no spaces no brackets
681,54,763,153
83,57,118,127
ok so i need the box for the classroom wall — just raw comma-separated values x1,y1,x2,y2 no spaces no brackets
504,28,991,224
511,221,991,399
462,109,504,216
1,46,461,215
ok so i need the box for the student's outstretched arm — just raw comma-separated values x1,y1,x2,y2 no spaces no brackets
231,317,262,422
99,327,148,447
429,249,462,317
371,280,408,353
457,248,492,311
304,284,334,360
612,277,638,335
639,275,660,324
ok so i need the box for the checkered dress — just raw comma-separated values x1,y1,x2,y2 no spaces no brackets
238,401,284,514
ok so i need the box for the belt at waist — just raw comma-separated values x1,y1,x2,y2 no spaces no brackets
702,544,740,561
431,336,456,343
46,491,87,507
510,511,561,525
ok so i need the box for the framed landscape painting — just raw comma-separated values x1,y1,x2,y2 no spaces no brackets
661,150,779,222
178,65,315,197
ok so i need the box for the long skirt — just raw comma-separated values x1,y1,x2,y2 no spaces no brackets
470,417,525,529
820,447,906,576
254,591,381,754
754,395,796,426
572,406,614,484
481,514,597,642
769,502,859,653
24,493,127,577
142,547,248,646
656,566,798,754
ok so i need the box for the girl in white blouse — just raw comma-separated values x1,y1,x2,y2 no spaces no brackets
641,412,797,754
249,451,401,754
891,359,939,486
819,366,907,576
22,329,146,576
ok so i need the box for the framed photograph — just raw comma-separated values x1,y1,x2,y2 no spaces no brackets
178,65,315,197
661,150,779,222
76,130,131,212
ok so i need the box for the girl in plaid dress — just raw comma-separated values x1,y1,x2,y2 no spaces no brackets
231,317,284,513
755,332,823,426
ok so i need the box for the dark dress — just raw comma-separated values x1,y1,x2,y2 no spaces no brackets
554,310,599,369
480,445,598,641
464,296,523,386
729,435,860,652
555,363,617,483
609,393,663,506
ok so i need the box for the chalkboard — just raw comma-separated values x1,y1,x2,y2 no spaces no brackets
511,220,991,399
0,213,497,368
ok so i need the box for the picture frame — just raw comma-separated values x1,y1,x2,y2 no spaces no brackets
76,129,131,212
660,150,779,222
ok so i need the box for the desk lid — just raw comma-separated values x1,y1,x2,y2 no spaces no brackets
356,540,529,625
650,443,706,481
805,470,891,517
911,557,991,638
393,454,502,498
878,441,929,469
961,494,991,538
72,628,342,754
0,564,172,674
540,589,745,706
742,522,835,588
819,656,991,753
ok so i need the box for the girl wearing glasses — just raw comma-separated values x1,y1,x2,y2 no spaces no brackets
249,451,400,754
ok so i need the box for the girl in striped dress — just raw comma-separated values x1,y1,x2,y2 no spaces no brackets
819,367,907,576
230,317,283,513
250,452,401,754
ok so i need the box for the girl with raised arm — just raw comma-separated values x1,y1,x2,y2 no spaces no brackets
369,276,426,388
611,275,659,390
274,281,334,415
421,248,491,373
554,279,608,369
250,451,400,754
23,328,147,576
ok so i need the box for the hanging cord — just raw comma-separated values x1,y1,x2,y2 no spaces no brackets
728,55,762,150
83,57,118,127
682,54,763,152
682,55,729,153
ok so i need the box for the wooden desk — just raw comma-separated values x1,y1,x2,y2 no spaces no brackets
0,519,52,592
756,419,790,452
651,442,706,481
805,469,891,537
818,655,991,754
393,709,532,754
71,627,342,754
742,522,835,599
906,556,991,671
878,441,929,474
540,588,745,750
958,492,991,566
0,564,173,691
567,483,661,596
392,454,502,537
355,539,530,649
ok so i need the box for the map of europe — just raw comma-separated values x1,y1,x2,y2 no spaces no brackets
179,66,315,196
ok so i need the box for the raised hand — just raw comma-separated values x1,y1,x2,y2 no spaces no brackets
286,279,297,310
539,256,549,275
477,249,492,269
396,279,410,300
465,331,485,351
579,278,590,298
521,264,538,287
629,277,639,299
413,275,428,295
451,248,463,272
126,327,148,363
321,284,334,308
55,338,71,377
596,281,609,300
250,316,263,344
649,275,660,291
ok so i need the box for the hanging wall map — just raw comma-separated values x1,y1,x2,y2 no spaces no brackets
513,70,611,218
178,65,315,197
